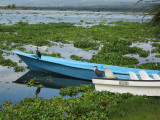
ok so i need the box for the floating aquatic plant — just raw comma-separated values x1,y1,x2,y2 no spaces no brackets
60,84,93,96
0,21,159,69
14,66,25,72
0,85,160,119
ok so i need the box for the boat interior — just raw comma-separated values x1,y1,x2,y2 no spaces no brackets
105,68,160,80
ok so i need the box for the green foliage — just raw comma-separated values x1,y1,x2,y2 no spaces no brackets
137,0,160,38
41,52,62,58
155,54,160,58
152,43,160,47
151,43,160,53
0,21,154,50
26,78,36,87
0,50,3,54
70,55,89,61
14,66,25,72
0,21,159,68
99,44,142,55
73,40,99,50
110,96,160,120
90,52,139,66
139,50,150,57
151,48,160,53
1,84,160,120
0,55,17,67
60,84,93,96
0,88,118,119
109,39,132,46
0,53,26,72
22,77,44,89
135,62,160,70
19,59,22,63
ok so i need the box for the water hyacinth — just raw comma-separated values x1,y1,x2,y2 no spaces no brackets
0,20,159,69
0,85,160,119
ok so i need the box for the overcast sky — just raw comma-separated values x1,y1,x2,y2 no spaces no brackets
0,0,139,7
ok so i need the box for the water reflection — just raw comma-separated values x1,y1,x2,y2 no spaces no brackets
14,70,92,89
0,67,91,105
35,87,41,97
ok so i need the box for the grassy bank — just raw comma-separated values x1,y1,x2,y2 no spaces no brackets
0,85,160,119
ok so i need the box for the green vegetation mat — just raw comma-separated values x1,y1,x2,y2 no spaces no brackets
0,84,160,119
0,21,159,70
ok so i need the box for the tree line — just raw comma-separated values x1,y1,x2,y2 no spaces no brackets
4,4,16,9
2,4,33,10
138,0,160,38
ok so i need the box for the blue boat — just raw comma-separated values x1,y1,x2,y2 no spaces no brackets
13,51,160,81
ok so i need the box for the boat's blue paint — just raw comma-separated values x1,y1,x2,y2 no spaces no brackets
13,50,160,80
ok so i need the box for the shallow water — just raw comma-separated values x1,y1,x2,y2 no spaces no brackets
124,42,160,64
23,42,101,59
0,66,91,105
0,9,152,26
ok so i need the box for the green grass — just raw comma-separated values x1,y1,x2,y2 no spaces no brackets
110,96,160,120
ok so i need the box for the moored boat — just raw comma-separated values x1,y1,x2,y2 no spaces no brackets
92,69,160,96
13,50,160,81
92,78,160,96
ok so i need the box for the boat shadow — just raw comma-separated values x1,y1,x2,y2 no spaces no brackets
13,70,92,89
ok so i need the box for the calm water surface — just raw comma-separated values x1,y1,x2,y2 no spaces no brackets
0,9,152,26
0,66,91,105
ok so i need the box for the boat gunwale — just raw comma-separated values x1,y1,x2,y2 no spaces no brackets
13,51,130,75
92,78,160,82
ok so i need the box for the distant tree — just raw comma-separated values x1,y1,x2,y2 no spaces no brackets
6,5,11,9
137,0,160,37
97,8,101,12
12,4,16,8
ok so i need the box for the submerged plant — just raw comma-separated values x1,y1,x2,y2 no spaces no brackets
60,84,93,96
14,66,25,72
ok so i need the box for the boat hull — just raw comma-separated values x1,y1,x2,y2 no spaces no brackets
13,51,160,81
92,78,160,96
16,53,99,80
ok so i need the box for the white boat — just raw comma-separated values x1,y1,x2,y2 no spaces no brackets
92,68,160,96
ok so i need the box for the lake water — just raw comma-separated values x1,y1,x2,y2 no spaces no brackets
0,9,152,26
0,9,158,105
